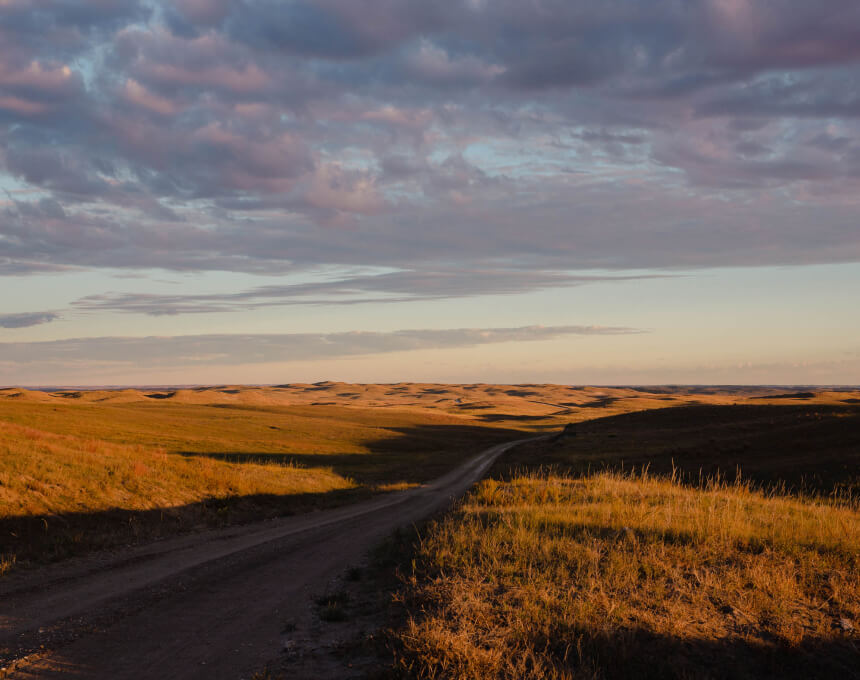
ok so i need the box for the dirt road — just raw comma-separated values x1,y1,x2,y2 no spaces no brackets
1,437,530,679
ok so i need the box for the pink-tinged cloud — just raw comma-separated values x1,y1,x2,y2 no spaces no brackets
404,40,505,85
0,61,82,116
304,163,386,220
3,0,860,279
0,95,48,115
359,106,434,129
0,61,76,91
701,0,860,70
190,123,313,190
138,61,271,95
123,79,180,116
173,0,231,24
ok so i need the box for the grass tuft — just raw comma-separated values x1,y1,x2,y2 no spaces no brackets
317,591,351,622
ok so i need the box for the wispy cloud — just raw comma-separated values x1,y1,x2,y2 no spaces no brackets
0,325,642,366
0,312,59,329
73,270,667,315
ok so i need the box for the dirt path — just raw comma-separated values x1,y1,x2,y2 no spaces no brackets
1,437,532,679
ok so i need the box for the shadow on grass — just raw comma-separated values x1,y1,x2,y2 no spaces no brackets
549,627,859,680
176,423,525,485
0,488,369,569
579,396,620,408
476,413,552,422
473,513,856,563
496,404,860,499
1,423,525,571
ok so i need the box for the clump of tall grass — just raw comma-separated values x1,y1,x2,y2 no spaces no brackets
394,470,859,679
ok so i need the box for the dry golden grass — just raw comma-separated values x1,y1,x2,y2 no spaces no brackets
0,398,522,481
0,421,353,519
0,397,519,571
395,472,859,679
3,384,859,592
0,420,357,573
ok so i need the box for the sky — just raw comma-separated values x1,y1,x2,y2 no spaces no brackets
1,0,859,386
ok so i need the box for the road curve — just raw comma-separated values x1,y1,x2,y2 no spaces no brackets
1,436,534,679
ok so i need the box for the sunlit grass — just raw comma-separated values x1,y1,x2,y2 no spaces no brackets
0,421,354,519
0,420,360,569
395,471,859,679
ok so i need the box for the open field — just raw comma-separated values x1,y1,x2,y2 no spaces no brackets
0,439,527,679
386,403,860,680
2,384,859,574
0,386,533,572
6,382,859,432
1,384,859,676
394,472,859,679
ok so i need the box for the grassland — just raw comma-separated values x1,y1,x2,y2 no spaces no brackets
3,384,860,675
3,383,859,598
0,391,524,572
394,473,858,679
389,405,860,680
0,397,524,484
0,420,357,574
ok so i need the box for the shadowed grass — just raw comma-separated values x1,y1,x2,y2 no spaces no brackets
500,404,860,500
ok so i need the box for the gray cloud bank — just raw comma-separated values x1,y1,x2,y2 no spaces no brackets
2,0,860,286
0,325,641,366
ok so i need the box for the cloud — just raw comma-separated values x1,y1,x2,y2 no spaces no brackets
0,325,642,366
0,259,76,276
0,312,60,329
74,270,666,315
2,0,860,282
